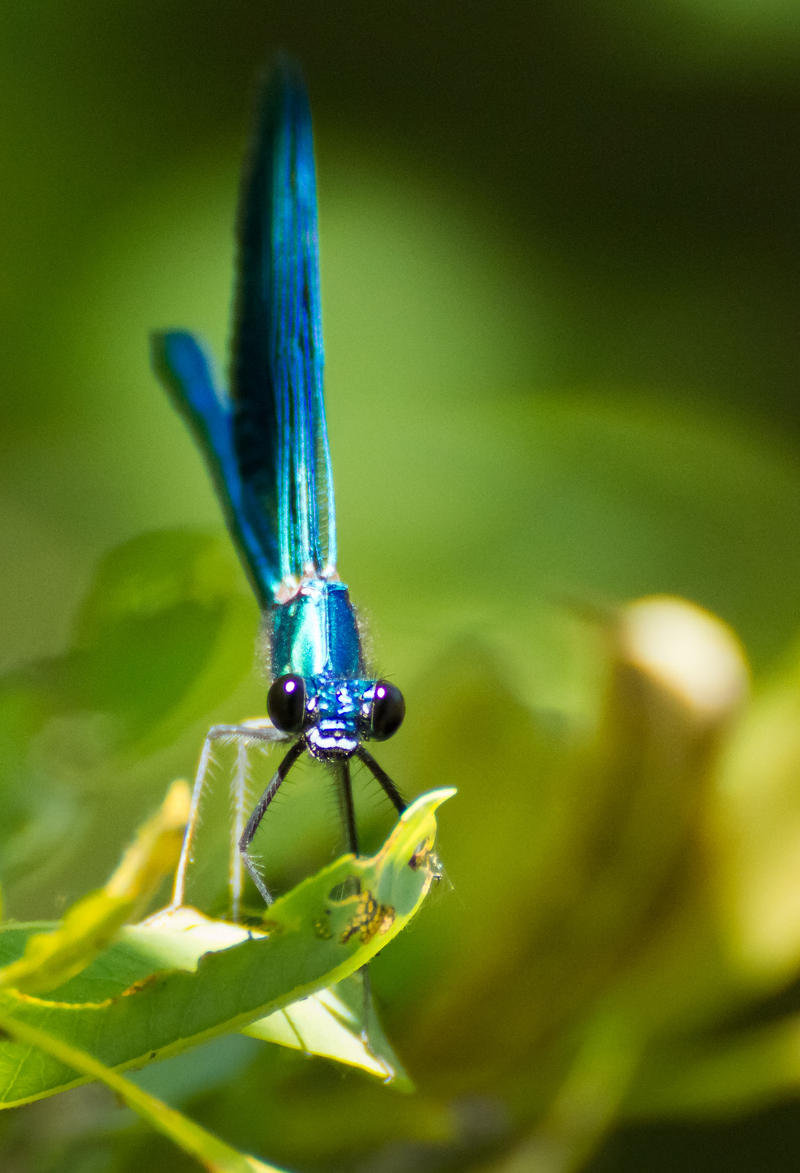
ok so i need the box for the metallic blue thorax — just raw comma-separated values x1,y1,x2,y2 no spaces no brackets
271,578,375,755
271,580,361,680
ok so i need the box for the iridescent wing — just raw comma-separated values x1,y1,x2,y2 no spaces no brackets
153,58,336,607
152,330,280,606
232,56,336,590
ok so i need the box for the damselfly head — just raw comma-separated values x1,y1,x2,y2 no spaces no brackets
267,672,405,758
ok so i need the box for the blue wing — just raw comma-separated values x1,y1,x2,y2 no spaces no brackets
153,58,336,608
232,56,336,589
153,330,280,606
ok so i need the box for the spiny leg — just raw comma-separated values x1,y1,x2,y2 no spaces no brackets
230,738,249,922
170,721,286,910
348,749,409,1043
338,758,359,865
354,746,407,815
239,738,306,905
337,758,375,1046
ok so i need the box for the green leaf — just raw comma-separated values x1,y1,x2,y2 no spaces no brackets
244,977,410,1087
0,1007,291,1172
0,788,453,1107
0,779,189,994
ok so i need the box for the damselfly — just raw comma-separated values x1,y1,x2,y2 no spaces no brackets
154,58,407,915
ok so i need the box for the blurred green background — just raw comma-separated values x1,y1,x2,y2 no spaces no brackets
3,2,800,1171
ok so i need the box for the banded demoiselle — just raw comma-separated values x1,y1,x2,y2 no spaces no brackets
153,58,407,914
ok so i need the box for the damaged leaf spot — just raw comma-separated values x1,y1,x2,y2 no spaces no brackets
340,890,395,945
312,915,333,940
408,837,442,880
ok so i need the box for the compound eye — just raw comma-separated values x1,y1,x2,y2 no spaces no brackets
267,674,307,734
369,680,405,741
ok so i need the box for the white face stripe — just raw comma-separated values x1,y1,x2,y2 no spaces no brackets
306,725,358,757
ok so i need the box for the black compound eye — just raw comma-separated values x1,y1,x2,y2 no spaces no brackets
369,680,405,741
267,674,307,733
